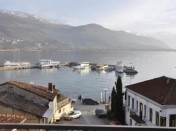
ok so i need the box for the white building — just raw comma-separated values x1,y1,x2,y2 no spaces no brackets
125,76,176,127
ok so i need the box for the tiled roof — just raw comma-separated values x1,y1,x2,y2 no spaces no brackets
0,113,26,123
0,92,48,117
126,76,176,105
4,81,58,101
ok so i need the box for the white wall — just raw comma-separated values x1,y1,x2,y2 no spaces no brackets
125,89,176,127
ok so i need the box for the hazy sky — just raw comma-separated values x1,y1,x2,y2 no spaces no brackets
0,0,176,47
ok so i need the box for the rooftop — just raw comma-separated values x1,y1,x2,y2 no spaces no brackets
1,81,58,101
0,92,48,117
126,76,176,105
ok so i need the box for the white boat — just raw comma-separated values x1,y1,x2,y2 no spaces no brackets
124,66,138,74
73,62,90,70
97,64,109,71
3,61,31,67
105,66,115,72
77,68,90,75
115,61,124,73
36,59,60,68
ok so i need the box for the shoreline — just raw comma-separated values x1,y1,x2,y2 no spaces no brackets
0,49,175,52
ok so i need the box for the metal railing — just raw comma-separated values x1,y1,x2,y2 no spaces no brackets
0,124,176,131
130,108,137,115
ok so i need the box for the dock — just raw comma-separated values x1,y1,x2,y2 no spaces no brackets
0,66,35,71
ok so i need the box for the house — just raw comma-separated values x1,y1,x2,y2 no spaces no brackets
0,81,73,123
125,76,176,127
0,113,26,131
0,113,26,123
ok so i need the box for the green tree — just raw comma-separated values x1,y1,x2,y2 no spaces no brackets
115,76,124,124
109,76,125,124
111,87,116,113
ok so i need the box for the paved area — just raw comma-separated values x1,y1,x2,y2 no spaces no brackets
63,100,110,125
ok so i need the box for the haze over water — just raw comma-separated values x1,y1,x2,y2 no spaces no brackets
0,50,176,101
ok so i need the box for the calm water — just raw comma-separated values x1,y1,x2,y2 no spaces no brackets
0,50,176,101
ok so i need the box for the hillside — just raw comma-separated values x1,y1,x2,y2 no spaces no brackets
0,10,170,51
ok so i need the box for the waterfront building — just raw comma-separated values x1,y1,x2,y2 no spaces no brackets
125,76,176,127
0,113,26,131
0,81,73,123
0,113,26,123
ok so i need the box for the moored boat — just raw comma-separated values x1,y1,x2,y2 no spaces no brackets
124,65,138,74
3,61,31,67
73,62,90,70
115,61,124,73
36,59,60,68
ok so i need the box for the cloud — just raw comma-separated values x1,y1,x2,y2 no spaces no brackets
99,0,176,34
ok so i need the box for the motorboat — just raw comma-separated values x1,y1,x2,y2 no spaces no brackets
115,61,124,73
3,61,31,67
36,59,60,68
97,64,109,71
105,65,115,72
73,62,90,70
124,66,138,74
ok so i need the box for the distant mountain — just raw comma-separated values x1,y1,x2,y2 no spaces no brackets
0,10,170,51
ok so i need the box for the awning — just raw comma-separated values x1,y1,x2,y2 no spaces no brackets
42,109,53,121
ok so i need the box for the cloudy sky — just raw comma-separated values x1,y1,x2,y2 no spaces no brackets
0,0,176,48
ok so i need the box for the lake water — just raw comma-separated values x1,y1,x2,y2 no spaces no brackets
0,50,176,101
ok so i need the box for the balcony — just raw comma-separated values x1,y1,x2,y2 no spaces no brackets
0,123,176,131
130,109,145,125
130,108,137,115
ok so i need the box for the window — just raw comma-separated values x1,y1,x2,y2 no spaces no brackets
136,100,138,112
156,111,159,126
160,117,166,126
170,115,176,127
128,95,130,106
144,105,146,118
132,98,134,109
149,108,153,122
130,119,132,125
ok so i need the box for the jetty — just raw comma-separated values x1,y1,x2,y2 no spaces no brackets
0,66,35,71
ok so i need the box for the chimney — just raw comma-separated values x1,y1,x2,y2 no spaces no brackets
48,83,53,93
167,78,170,84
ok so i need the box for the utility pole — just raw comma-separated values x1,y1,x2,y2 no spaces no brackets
103,88,108,103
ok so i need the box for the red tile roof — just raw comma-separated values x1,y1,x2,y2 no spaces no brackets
0,92,48,117
4,81,58,101
126,76,176,105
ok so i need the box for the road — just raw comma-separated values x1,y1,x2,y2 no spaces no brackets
63,100,110,125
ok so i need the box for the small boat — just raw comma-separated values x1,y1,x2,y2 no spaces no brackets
124,66,138,74
36,59,60,68
3,61,31,67
115,61,124,73
73,62,90,70
105,66,115,72
98,65,109,71
76,68,90,75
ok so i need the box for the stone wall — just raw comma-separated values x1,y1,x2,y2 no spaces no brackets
0,104,43,123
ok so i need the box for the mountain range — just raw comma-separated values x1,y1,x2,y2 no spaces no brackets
0,10,170,51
